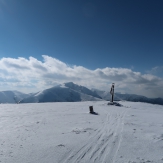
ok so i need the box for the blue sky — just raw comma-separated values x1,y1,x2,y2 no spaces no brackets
0,0,163,97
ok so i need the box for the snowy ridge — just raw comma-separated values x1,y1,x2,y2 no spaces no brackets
0,91,29,103
64,82,101,99
19,82,102,103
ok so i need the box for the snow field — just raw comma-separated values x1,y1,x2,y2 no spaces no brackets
0,101,163,163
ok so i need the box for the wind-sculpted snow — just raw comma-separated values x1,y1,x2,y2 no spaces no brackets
0,101,163,163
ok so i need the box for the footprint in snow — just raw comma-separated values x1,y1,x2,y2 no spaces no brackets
72,128,93,134
57,144,65,147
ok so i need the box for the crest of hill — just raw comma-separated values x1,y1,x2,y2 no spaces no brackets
64,82,101,99
19,82,102,103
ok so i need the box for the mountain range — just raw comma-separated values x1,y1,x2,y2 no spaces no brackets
92,89,163,105
19,82,102,103
0,82,163,105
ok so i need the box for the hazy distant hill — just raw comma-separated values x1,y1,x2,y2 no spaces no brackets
92,89,163,105
0,91,29,103
19,82,102,103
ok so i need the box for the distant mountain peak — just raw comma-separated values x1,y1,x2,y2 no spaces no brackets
0,90,30,103
64,81,75,85
64,82,78,87
19,82,102,103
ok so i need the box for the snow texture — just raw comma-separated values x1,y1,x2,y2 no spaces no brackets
0,101,163,163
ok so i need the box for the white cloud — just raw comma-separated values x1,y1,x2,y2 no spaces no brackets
147,66,163,76
0,55,163,98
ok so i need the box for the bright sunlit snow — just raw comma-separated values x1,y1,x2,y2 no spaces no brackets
0,101,163,163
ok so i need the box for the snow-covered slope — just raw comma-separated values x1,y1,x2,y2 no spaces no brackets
65,82,101,99
0,90,29,103
19,82,102,103
1,101,163,163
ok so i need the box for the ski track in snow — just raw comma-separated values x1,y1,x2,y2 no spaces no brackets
60,108,127,163
1,101,163,163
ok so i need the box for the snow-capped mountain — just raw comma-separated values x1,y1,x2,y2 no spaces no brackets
64,82,101,99
19,82,102,103
1,82,163,105
0,91,30,103
92,89,163,105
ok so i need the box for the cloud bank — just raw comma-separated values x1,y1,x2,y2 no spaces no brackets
0,55,163,98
